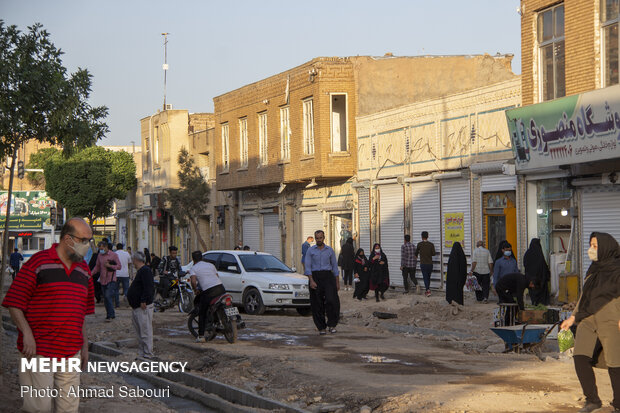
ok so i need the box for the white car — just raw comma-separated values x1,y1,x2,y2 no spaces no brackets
194,250,311,316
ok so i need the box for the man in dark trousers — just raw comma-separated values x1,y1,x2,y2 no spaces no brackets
415,231,436,297
304,230,340,335
127,251,155,359
495,272,535,311
400,235,418,294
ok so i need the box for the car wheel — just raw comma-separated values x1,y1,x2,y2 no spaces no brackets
296,307,312,316
243,288,265,315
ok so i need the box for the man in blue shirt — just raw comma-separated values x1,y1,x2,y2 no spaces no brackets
493,242,519,289
304,230,340,335
9,248,23,280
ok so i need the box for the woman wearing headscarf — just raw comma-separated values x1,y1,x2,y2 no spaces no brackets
339,238,355,291
523,238,550,305
445,242,467,306
560,232,620,413
353,248,370,300
369,243,389,302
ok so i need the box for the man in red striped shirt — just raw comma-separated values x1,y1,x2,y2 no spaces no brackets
2,217,94,413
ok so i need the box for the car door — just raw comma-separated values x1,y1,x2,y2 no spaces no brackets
217,253,243,303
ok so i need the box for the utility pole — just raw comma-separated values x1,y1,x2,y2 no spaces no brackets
162,32,170,110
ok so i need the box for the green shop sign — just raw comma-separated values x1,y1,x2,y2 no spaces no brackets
506,84,620,171
0,191,55,230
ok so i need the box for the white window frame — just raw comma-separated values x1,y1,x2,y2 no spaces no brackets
221,123,229,172
239,117,248,168
601,0,620,87
258,112,268,166
280,106,290,161
329,93,349,153
303,98,314,155
537,3,565,102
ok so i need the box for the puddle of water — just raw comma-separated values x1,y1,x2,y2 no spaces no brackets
121,374,215,412
360,354,419,366
238,330,304,346
160,327,187,336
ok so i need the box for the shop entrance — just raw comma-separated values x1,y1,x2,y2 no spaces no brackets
483,192,517,259
330,213,352,259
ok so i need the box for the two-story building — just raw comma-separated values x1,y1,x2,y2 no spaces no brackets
506,0,620,298
214,57,357,269
355,55,521,289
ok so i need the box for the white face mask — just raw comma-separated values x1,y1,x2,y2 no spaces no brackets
375,249,381,253
70,241,90,261
588,246,598,261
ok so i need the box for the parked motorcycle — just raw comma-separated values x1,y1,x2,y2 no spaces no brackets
188,292,245,343
154,271,194,313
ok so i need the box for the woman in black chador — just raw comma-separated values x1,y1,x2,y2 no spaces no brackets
369,243,390,302
352,248,370,300
523,238,550,305
445,242,467,306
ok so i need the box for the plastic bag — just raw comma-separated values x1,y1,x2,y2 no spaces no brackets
557,329,575,353
465,274,482,291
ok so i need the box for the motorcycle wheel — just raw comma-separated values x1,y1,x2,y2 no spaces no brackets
187,312,199,338
178,291,193,313
218,308,237,344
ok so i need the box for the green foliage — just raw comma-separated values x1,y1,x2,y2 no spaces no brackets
0,21,108,159
26,147,60,188
43,147,137,220
164,148,210,249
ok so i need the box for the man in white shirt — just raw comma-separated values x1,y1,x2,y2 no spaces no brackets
115,243,133,307
469,240,494,303
189,250,225,342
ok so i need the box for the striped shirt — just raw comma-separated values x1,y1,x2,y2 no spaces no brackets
401,242,417,268
2,244,94,358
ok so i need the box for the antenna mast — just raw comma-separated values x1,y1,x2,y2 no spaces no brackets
162,32,170,110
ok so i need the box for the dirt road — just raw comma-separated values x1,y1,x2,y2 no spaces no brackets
2,286,616,412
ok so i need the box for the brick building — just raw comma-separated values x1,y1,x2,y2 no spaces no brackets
507,0,620,297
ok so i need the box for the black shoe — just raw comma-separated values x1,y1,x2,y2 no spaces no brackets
380,293,386,300
376,296,380,302
578,402,602,412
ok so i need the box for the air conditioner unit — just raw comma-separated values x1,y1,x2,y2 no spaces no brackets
165,104,173,110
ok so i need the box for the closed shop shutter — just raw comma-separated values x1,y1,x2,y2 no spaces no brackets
263,213,282,260
242,215,260,252
411,180,441,288
481,174,517,192
441,178,471,282
379,184,405,287
580,185,620,277
357,187,371,252
301,210,324,241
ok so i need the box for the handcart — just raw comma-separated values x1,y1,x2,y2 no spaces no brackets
490,321,561,356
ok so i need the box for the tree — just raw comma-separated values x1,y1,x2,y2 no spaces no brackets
26,147,59,188
164,147,210,251
43,146,137,222
0,21,108,385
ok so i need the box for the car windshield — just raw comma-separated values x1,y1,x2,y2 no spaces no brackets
239,254,293,273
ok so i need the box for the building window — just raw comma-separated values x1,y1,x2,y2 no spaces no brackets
602,0,620,86
303,98,314,155
221,123,229,171
280,107,290,161
538,4,565,101
239,117,248,168
330,94,348,152
258,112,268,166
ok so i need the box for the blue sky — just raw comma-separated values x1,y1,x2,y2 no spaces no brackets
1,0,521,146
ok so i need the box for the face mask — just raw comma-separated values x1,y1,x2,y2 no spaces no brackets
70,241,90,260
99,249,105,254
504,251,512,257
375,249,381,253
588,246,598,261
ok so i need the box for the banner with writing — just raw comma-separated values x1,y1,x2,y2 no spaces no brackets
506,84,620,171
444,212,464,249
0,191,54,230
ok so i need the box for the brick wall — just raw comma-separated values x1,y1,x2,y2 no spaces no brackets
521,0,599,106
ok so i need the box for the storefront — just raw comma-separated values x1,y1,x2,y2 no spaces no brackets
377,182,405,286
506,84,620,289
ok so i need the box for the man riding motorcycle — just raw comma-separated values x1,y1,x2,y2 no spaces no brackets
157,246,182,298
188,250,226,342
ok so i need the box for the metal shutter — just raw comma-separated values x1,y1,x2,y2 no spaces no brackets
441,178,471,280
481,174,517,192
263,213,282,260
379,184,405,286
357,187,371,252
242,215,260,251
411,180,441,288
301,210,324,241
580,185,620,277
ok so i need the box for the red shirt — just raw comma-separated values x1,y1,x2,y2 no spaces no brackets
2,244,95,358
